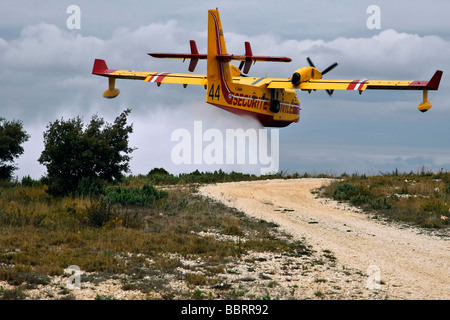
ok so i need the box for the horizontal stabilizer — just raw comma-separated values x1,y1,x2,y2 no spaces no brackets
149,52,291,63
219,41,291,74
148,53,208,59
149,40,292,74
216,54,292,63
148,40,207,72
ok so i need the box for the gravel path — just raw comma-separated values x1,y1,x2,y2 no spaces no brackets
199,178,450,300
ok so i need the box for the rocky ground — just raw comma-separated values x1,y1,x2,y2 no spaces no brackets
2,178,447,300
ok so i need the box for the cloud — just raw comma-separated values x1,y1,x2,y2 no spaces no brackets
2,20,449,117
240,29,450,82
1,13,450,178
1,23,101,73
126,100,273,176
281,142,450,175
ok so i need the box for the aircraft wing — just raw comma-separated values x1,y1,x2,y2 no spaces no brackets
266,70,443,92
92,59,207,87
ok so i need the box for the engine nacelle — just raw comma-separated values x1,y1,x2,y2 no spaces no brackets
230,64,242,77
291,67,321,85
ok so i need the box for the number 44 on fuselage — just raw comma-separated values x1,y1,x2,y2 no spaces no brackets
92,8,443,128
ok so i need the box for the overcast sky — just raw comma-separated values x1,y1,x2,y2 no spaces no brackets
1,0,449,178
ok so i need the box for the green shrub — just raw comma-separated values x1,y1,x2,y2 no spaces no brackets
104,184,168,206
21,175,40,187
38,109,134,197
147,168,177,185
369,197,392,210
83,197,116,228
76,176,105,197
147,168,170,176
350,194,372,206
332,183,360,201
332,182,391,211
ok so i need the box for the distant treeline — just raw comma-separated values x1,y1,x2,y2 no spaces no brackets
124,168,336,186
14,166,450,188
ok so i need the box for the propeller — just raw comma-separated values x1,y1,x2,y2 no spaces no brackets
306,57,338,96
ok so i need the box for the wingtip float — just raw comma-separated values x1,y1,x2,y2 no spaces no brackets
92,8,443,127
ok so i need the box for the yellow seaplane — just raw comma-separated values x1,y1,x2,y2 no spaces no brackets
92,8,443,127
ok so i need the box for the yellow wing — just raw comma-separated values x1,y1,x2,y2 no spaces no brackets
266,70,443,92
92,59,207,98
231,68,442,112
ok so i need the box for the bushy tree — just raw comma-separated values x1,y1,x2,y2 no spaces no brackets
0,118,30,180
38,109,135,196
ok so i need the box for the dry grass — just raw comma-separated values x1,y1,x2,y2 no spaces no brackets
0,178,311,299
1,169,448,299
320,169,450,229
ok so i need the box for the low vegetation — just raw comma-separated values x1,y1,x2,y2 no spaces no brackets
320,168,450,229
0,170,311,300
4,111,446,299
0,167,448,299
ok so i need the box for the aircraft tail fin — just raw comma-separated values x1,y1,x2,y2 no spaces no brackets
206,9,234,105
207,9,232,81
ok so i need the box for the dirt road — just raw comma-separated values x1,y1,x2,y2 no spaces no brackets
199,178,450,300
